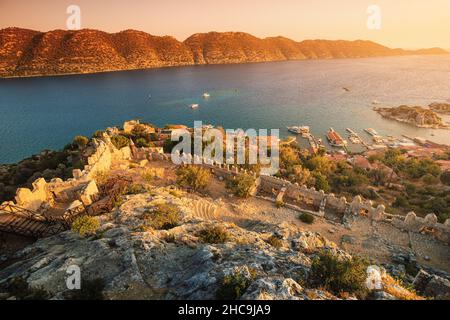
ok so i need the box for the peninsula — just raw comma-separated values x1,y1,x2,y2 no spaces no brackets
374,105,450,129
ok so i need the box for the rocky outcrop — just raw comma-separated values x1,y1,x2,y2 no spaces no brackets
0,27,447,78
0,187,420,300
374,105,450,129
429,102,450,115
413,269,450,300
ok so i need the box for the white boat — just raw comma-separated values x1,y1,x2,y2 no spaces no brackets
190,104,199,109
287,126,310,135
364,128,379,137
202,93,210,99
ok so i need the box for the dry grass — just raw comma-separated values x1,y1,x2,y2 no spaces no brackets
382,275,424,300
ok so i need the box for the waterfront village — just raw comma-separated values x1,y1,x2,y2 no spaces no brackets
0,119,449,300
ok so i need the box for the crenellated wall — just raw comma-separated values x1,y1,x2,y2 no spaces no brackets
145,153,450,244
0,136,125,214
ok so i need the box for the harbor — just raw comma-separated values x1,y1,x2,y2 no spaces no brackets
288,125,420,155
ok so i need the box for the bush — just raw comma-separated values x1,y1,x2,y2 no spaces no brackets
310,251,369,298
312,172,330,193
176,165,211,192
275,199,285,208
71,216,100,237
6,277,51,300
393,196,409,209
135,137,150,148
198,226,229,244
422,174,439,185
266,235,283,249
73,136,89,149
142,169,155,183
65,278,105,300
299,212,315,224
216,270,256,300
441,171,450,186
92,130,105,139
143,203,180,230
126,183,147,195
226,174,256,198
111,135,130,149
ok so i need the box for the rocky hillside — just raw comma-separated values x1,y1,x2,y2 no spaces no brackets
374,105,450,129
0,27,447,78
2,187,444,300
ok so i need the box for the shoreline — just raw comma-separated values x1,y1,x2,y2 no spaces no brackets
2,53,450,80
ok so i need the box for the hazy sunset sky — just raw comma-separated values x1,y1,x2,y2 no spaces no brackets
1,0,449,49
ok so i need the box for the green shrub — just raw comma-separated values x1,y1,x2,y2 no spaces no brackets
275,199,285,208
143,203,180,230
71,216,100,237
216,271,255,300
6,277,51,300
299,212,315,224
73,136,89,149
65,278,105,300
142,169,155,183
310,251,369,298
176,165,211,192
312,172,330,193
226,174,256,198
422,174,439,185
111,135,130,149
198,226,229,244
92,130,105,139
266,235,283,249
126,183,147,195
440,171,450,186
135,137,150,148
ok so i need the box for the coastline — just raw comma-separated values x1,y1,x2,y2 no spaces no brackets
2,53,449,80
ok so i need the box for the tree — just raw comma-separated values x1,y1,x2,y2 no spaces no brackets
306,156,334,176
226,174,256,198
111,135,130,149
135,137,150,148
131,124,149,140
73,136,89,149
440,171,450,186
280,147,299,171
176,165,211,192
289,165,311,185
313,172,330,192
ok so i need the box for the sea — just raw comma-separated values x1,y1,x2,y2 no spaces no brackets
0,55,449,164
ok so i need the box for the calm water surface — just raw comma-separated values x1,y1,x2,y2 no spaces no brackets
0,55,450,164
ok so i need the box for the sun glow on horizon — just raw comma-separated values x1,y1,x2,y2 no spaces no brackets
0,0,449,49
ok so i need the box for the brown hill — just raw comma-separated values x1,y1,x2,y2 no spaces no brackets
0,27,447,78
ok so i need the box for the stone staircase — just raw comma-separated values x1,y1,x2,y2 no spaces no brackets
192,199,221,220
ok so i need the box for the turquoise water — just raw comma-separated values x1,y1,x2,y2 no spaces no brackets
0,55,449,164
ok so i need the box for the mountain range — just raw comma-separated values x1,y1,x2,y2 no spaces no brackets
0,27,447,78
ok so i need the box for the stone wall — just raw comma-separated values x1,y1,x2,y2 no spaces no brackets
0,136,122,214
125,150,450,244
14,178,50,212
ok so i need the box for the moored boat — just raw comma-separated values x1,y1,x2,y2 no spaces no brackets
326,128,347,147
287,126,310,136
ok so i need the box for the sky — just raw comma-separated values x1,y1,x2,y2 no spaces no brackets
1,0,449,49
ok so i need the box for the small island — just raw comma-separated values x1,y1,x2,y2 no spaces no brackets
374,104,450,129
429,102,450,115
